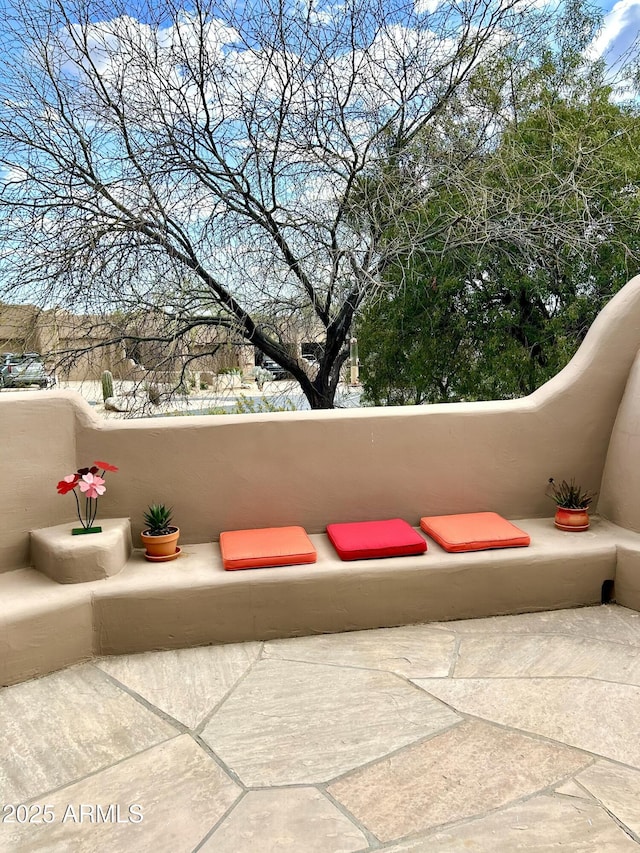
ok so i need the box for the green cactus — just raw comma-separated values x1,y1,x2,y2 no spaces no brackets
101,370,114,401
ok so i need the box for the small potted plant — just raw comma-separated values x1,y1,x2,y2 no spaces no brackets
141,504,180,561
547,478,596,531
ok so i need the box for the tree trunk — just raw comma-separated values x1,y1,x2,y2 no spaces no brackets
297,356,347,409
305,385,336,410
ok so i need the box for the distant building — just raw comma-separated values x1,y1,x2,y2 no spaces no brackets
0,303,254,381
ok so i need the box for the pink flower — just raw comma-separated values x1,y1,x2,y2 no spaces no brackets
57,474,80,494
78,472,106,499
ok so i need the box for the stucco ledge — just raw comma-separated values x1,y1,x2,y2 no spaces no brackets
2,516,639,686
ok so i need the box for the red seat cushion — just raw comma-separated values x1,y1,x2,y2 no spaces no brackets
419,512,530,553
220,526,317,571
326,519,427,561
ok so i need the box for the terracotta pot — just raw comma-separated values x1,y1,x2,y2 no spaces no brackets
554,507,590,532
141,527,180,561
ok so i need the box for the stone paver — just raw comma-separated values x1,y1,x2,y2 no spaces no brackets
453,633,640,682
417,676,640,768
575,760,640,837
555,779,593,799
200,788,368,852
200,658,460,785
264,624,457,678
0,736,241,853
0,664,176,803
1,604,640,852
96,641,261,728
327,719,591,842
436,605,640,644
383,795,638,851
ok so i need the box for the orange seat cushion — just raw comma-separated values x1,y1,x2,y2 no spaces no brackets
220,526,317,571
419,512,530,553
326,518,427,561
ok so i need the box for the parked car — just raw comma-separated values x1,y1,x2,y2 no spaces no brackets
302,356,319,376
0,353,56,389
260,357,290,380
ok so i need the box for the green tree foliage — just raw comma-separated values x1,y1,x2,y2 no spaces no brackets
0,0,560,409
358,65,640,405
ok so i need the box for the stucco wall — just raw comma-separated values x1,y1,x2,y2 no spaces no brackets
600,348,640,533
3,275,640,572
0,395,79,570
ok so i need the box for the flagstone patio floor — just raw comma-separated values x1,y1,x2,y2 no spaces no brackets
2,603,640,851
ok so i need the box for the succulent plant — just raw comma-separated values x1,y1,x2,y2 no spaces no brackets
143,503,174,535
547,478,596,509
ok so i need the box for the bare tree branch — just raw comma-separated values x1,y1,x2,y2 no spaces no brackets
0,0,559,407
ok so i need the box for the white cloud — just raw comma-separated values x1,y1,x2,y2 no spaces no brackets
415,0,442,13
587,0,640,63
415,0,554,17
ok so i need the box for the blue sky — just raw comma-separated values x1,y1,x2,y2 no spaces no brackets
0,0,635,69
592,0,640,67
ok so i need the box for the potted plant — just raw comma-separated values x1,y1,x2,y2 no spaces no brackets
547,478,596,531
57,460,118,534
141,504,180,561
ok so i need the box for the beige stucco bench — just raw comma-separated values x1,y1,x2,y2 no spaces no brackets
3,275,640,686
4,516,640,686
